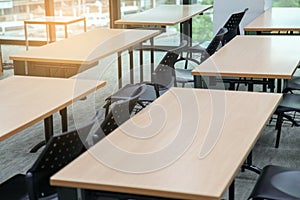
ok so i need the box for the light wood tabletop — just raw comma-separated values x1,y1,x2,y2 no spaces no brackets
10,28,159,66
51,87,282,200
24,16,86,25
192,35,300,80
24,16,87,48
0,76,105,141
115,4,212,55
10,28,160,86
115,4,212,26
244,8,300,34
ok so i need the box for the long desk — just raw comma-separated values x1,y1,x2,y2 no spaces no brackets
0,76,105,143
244,8,300,35
115,4,212,46
192,35,300,92
10,28,160,87
51,87,282,200
24,16,87,49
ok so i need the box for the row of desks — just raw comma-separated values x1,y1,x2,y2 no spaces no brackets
9,5,213,89
2,5,299,200
4,4,214,143
2,4,218,199
1,76,282,200
49,6,300,200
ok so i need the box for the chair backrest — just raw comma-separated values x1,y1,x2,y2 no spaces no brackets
100,84,146,137
25,120,96,199
205,27,228,58
222,8,248,45
103,83,146,116
153,40,188,89
158,40,188,69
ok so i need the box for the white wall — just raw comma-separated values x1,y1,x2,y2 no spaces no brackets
213,0,272,34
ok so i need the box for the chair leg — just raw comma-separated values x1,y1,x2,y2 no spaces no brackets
275,114,284,148
229,82,235,90
262,78,267,92
184,51,191,69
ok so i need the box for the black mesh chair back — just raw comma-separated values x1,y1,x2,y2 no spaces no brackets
103,83,146,117
222,8,248,45
0,117,100,200
205,27,228,58
25,122,94,199
174,29,227,85
100,84,146,136
160,40,188,65
152,40,188,90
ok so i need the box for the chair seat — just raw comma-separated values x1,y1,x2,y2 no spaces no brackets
110,83,144,102
0,174,29,200
175,68,193,83
283,76,300,92
272,93,300,148
249,165,300,200
276,93,300,113
174,28,227,87
139,84,160,102
188,44,207,53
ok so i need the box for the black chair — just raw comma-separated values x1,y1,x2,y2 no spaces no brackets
0,118,98,200
222,8,249,45
138,40,188,103
248,165,300,200
174,27,228,85
103,83,147,117
217,8,256,90
282,76,300,93
189,7,248,52
92,84,146,144
270,77,300,148
273,93,300,148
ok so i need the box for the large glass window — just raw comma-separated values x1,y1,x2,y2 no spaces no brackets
192,0,213,43
119,0,213,44
0,0,109,70
0,0,109,40
0,0,45,39
54,0,110,30
0,0,213,42
273,0,300,7
0,0,213,71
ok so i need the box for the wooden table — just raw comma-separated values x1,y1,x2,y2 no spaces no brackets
10,28,160,87
51,87,282,200
0,76,105,143
115,4,212,46
244,8,300,35
24,16,86,49
192,35,300,92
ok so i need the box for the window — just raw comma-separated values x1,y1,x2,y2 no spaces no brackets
119,0,213,44
0,0,109,40
273,0,300,7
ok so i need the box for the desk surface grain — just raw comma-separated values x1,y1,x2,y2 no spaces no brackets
0,76,105,141
51,87,281,200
